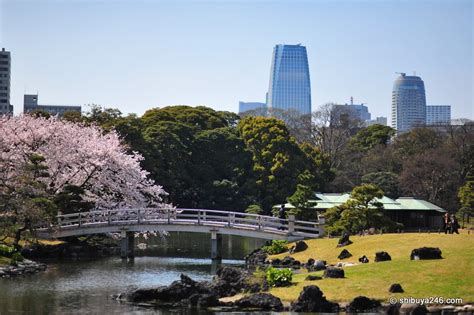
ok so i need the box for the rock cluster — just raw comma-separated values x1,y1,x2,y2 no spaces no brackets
116,266,277,310
0,259,47,277
244,247,268,266
358,255,369,263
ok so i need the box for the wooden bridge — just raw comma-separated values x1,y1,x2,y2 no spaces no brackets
37,208,323,260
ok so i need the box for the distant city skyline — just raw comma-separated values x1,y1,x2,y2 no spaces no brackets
1,0,472,119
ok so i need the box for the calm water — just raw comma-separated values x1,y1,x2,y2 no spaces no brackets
0,233,266,315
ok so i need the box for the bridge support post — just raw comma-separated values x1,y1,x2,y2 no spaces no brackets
120,231,135,259
210,230,222,261
288,215,295,235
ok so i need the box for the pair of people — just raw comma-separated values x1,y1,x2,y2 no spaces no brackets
443,213,460,234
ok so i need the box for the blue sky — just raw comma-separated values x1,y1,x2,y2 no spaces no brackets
1,0,473,119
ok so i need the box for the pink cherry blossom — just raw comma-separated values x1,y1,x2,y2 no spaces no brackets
0,115,169,210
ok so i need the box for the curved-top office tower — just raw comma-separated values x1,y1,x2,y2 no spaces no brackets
267,44,311,115
391,73,426,133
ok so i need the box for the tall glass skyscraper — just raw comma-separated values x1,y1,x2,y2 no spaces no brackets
391,73,426,133
267,44,311,115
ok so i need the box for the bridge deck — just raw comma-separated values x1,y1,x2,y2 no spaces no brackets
37,208,323,241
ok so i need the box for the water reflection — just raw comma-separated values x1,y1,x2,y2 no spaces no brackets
0,233,264,314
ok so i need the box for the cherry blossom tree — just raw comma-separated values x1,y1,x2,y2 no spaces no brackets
0,115,169,244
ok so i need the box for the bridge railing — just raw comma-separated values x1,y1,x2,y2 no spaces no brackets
52,208,321,237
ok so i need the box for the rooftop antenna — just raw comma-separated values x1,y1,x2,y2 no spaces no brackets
395,72,406,77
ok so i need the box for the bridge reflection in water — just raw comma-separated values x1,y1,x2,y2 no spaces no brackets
38,208,324,260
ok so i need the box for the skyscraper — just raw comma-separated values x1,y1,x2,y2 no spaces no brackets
0,48,13,115
238,101,266,114
426,105,451,125
391,73,426,133
267,44,311,115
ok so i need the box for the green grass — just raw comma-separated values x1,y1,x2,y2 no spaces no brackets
269,232,474,303
0,256,11,266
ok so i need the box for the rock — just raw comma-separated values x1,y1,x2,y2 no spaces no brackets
314,260,327,271
212,266,252,297
280,256,296,266
323,266,344,278
358,255,369,263
290,285,339,312
244,248,268,266
389,283,404,293
234,293,283,311
338,249,352,260
305,275,322,281
375,251,391,262
346,296,381,312
410,247,442,260
271,258,281,266
289,240,308,254
187,293,220,307
400,303,428,315
306,258,315,266
337,231,353,247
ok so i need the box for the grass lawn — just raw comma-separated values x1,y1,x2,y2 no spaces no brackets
269,231,474,304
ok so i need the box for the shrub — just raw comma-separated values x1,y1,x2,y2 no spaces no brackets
262,240,288,255
10,252,24,265
266,267,293,287
0,244,15,258
245,204,263,215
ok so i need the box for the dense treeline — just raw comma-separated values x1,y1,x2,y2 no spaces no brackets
60,104,473,220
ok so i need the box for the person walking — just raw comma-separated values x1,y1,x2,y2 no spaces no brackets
450,214,460,234
278,204,286,231
443,213,450,234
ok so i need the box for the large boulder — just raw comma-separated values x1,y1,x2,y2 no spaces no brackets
338,249,352,260
389,283,404,293
410,247,442,260
291,285,339,312
346,296,381,312
337,231,353,247
289,240,308,254
375,251,391,262
212,266,251,297
234,293,283,311
323,266,345,278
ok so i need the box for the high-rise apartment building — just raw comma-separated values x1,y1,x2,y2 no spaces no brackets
426,105,451,125
391,73,426,133
0,48,13,115
267,44,311,115
238,101,266,114
23,94,81,116
333,97,371,123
